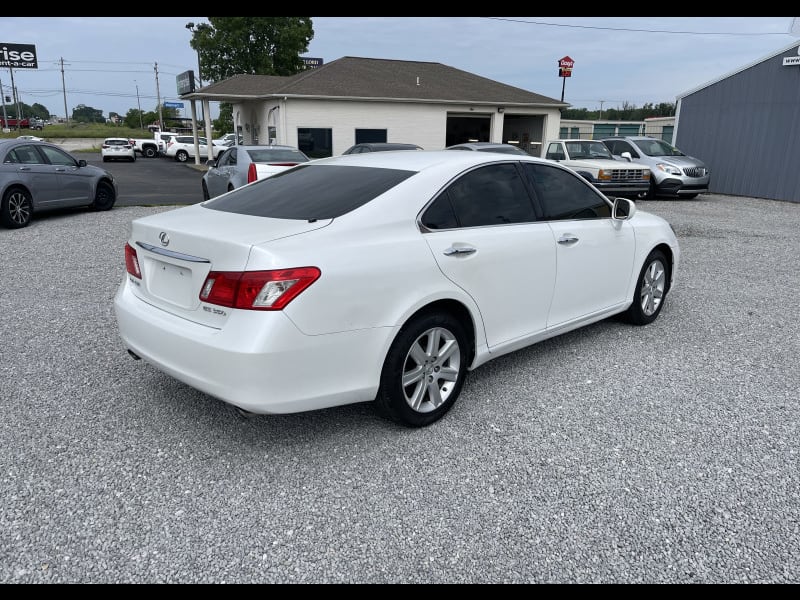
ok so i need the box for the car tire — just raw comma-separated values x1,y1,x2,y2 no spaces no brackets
375,310,469,427
622,249,669,326
176,150,189,162
644,178,656,200
90,181,116,212
202,181,210,201
144,146,157,159
102,157,109,162
1,186,33,229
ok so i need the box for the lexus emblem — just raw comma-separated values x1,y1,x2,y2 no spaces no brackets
159,232,170,247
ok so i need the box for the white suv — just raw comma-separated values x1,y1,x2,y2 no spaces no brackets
164,135,224,162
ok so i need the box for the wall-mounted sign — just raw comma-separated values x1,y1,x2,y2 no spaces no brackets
176,70,196,96
782,56,800,66
301,57,324,69
164,101,185,109
0,43,38,69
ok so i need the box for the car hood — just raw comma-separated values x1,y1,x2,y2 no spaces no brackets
564,158,650,170
648,155,705,168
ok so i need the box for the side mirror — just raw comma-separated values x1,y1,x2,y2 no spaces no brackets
78,159,87,167
612,197,637,220
206,159,216,168
620,151,632,162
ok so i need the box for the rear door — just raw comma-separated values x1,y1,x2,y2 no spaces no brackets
420,162,556,349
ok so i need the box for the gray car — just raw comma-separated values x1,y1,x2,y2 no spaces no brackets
202,145,310,199
601,136,710,199
0,139,118,229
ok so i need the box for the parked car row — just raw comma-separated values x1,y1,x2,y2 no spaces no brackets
0,138,117,229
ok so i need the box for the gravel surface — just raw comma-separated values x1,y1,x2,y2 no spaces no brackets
1,194,798,583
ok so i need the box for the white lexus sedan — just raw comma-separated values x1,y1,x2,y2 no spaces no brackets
114,151,679,427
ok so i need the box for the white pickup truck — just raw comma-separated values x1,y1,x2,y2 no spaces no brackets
542,139,651,198
129,133,164,158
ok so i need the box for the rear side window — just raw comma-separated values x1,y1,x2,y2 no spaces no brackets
246,149,309,163
205,164,416,220
421,163,536,228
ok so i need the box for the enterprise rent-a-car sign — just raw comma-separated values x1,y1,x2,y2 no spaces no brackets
0,43,38,69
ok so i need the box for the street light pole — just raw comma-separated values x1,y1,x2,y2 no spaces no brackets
185,22,204,122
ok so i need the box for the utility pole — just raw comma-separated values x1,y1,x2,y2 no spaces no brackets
135,80,143,129
60,58,70,125
9,67,21,129
599,100,606,122
0,77,8,130
155,62,163,132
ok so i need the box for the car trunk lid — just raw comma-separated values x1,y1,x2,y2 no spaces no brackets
127,203,330,327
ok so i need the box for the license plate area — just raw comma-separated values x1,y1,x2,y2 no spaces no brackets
146,258,196,308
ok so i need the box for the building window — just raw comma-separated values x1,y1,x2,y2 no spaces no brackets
355,129,387,144
298,128,333,159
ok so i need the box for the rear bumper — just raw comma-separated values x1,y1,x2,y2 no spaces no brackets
113,280,394,414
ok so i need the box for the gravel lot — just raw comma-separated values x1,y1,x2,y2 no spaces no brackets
1,194,798,583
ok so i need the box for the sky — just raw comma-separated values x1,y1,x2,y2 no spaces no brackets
2,16,799,122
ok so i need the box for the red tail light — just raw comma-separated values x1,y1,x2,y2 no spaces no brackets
247,162,258,183
267,162,299,167
199,267,321,311
125,243,141,279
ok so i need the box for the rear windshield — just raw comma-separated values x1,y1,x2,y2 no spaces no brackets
204,164,416,220
246,148,309,163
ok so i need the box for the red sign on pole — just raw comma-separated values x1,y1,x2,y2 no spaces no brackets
558,55,574,77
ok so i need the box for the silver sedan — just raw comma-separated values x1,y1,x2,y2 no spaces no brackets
202,145,310,199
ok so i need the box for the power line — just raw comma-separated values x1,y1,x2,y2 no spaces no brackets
482,16,793,36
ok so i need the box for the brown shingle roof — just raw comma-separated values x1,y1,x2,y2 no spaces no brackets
192,56,563,106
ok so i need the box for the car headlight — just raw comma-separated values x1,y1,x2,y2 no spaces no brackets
655,163,682,176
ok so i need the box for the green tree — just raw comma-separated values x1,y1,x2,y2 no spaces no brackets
124,108,146,129
72,104,105,123
213,102,233,133
188,17,314,83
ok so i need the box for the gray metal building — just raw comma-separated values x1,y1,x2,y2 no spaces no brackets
675,42,800,203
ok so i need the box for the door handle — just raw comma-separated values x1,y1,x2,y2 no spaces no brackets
443,246,477,256
55,168,66,172
18,167,31,171
557,235,579,245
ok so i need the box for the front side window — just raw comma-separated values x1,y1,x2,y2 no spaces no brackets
38,145,77,166
545,143,565,161
425,163,536,228
607,140,638,158
216,148,234,167
523,163,611,221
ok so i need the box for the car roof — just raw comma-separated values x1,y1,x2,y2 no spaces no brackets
357,143,422,149
231,145,300,150
312,149,548,172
